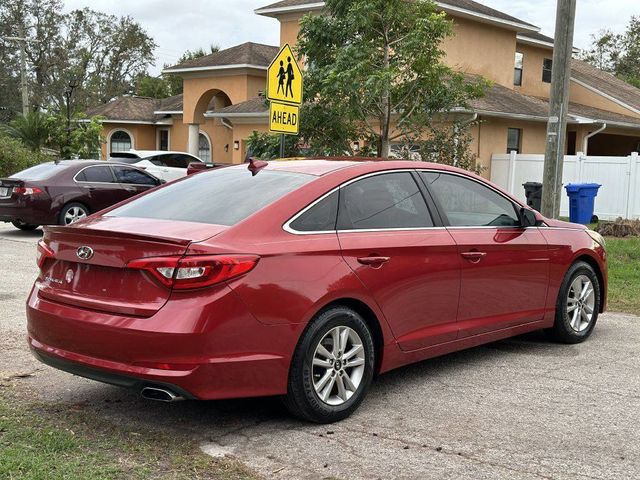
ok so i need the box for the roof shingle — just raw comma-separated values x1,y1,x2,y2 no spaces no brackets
164,42,279,72
470,82,640,128
86,96,159,123
256,0,537,29
571,59,640,114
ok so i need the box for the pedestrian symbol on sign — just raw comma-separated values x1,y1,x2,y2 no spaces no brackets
267,44,303,106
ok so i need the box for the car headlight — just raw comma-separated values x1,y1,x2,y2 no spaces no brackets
586,229,606,248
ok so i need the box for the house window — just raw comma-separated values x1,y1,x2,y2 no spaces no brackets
507,128,522,154
543,58,553,83
198,133,211,162
110,130,132,153
158,129,169,151
514,52,524,86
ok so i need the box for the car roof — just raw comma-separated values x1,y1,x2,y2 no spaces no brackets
133,150,198,157
36,160,153,170
45,159,108,168
237,158,457,177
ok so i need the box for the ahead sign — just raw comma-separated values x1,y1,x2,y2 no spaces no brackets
267,43,303,106
270,102,299,135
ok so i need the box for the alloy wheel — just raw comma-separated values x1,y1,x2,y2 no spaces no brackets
566,274,596,332
312,326,366,406
64,206,87,225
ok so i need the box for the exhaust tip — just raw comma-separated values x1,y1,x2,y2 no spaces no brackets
141,387,184,403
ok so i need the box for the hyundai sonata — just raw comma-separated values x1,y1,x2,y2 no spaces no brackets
27,159,607,423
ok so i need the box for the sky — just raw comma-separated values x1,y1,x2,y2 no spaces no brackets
63,0,640,75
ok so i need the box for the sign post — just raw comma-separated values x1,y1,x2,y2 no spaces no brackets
267,43,303,157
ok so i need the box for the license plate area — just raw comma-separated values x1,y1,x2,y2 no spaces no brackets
0,187,9,198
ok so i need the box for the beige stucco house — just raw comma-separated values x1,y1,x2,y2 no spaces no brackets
88,0,640,177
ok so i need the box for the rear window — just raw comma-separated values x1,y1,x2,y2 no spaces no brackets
10,163,62,180
108,167,313,226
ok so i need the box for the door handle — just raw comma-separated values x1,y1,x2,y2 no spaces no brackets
461,251,487,263
357,256,390,267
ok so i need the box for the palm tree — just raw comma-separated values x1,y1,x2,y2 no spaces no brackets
1,111,51,152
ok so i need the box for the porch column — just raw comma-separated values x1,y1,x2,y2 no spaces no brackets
187,124,199,157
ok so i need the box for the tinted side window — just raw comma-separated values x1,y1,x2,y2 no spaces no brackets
172,155,193,169
289,191,339,232
338,172,433,230
113,166,158,186
147,155,166,167
79,166,115,183
421,172,520,227
160,154,190,169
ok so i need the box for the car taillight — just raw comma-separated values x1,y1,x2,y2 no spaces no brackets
14,186,43,195
127,254,259,290
36,240,55,268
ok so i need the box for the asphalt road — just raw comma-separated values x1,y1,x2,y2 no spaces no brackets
1,222,639,479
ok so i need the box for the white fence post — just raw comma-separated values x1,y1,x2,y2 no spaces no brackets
507,150,517,195
576,152,585,183
628,152,639,220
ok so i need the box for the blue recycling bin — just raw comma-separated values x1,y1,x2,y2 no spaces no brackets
565,183,601,224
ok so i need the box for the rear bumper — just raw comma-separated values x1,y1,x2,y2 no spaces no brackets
0,201,56,225
30,345,196,399
26,284,304,400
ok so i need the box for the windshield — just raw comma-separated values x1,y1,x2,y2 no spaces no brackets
108,167,313,226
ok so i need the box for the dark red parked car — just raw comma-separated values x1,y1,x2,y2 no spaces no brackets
0,160,163,230
27,160,607,423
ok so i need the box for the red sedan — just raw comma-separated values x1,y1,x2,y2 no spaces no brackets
27,160,607,423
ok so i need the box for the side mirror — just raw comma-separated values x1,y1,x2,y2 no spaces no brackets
520,208,539,227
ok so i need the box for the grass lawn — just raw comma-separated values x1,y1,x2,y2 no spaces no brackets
0,393,257,480
604,237,640,316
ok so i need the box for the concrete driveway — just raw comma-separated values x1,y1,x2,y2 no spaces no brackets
1,223,638,479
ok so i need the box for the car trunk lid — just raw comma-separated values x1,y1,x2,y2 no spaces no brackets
0,178,24,199
37,216,228,317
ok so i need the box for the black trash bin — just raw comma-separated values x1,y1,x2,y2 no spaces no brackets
523,182,543,212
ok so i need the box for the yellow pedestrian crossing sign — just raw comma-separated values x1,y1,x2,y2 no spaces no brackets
267,44,303,106
269,102,299,135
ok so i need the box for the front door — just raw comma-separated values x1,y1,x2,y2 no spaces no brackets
420,171,550,337
337,171,461,351
112,166,161,199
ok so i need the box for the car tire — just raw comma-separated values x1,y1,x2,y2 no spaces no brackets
546,261,601,344
284,306,375,423
11,220,39,231
59,203,89,226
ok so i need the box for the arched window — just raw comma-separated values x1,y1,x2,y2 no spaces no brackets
199,133,211,162
110,130,132,153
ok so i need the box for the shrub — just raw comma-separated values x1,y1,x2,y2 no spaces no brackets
597,218,640,237
0,133,48,178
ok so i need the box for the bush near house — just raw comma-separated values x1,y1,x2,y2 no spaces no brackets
0,133,47,178
597,218,640,237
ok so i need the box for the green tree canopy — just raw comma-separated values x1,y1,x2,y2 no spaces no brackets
1,111,50,151
581,16,640,88
297,0,488,158
0,0,157,115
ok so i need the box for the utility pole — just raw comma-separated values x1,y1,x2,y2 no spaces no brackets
541,0,577,218
1,26,36,117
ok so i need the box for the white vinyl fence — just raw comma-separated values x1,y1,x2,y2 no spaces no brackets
490,151,640,220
